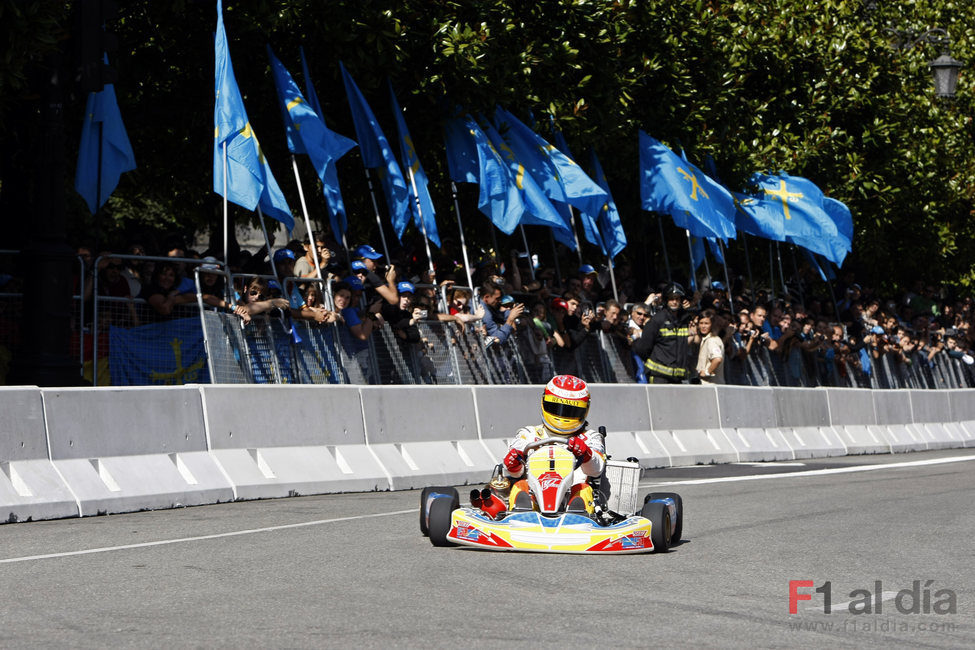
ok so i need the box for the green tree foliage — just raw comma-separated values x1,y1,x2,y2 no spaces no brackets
3,0,973,289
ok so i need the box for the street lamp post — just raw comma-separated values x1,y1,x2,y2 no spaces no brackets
884,26,964,99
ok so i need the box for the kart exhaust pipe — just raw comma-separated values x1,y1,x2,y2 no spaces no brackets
470,489,482,507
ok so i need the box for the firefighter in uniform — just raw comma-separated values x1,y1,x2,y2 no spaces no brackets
632,282,694,383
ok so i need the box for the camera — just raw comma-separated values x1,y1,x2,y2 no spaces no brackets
417,309,428,319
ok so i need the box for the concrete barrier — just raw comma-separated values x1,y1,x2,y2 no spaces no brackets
361,386,490,489
826,388,888,454
716,386,792,461
201,385,389,498
773,388,847,458
42,387,233,516
0,387,78,522
872,391,927,452
909,390,958,448
472,385,542,462
947,389,975,446
589,385,669,468
648,385,738,465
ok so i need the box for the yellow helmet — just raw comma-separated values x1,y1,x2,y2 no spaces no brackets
541,375,590,436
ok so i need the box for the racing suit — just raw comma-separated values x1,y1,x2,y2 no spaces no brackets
631,305,693,383
503,425,606,512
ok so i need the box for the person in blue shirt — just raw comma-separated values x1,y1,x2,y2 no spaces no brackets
478,280,523,345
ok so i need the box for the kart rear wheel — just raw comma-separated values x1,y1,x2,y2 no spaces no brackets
420,486,459,537
640,501,671,553
429,497,457,547
645,492,682,542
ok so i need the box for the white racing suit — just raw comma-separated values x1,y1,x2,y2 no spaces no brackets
504,424,606,483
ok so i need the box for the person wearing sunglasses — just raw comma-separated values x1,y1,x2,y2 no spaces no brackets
233,277,289,324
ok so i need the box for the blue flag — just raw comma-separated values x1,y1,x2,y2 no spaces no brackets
545,120,605,252
690,236,706,270
299,47,324,121
75,65,136,214
443,116,479,183
751,172,848,265
213,2,293,230
639,131,736,240
731,192,786,241
589,150,627,259
464,116,525,233
389,82,439,246
339,63,409,239
109,318,209,386
481,119,573,242
824,197,853,250
267,47,355,238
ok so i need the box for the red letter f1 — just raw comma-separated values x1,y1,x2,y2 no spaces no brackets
789,580,814,614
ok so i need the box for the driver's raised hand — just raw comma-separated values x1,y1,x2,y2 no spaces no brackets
566,436,593,463
503,448,525,473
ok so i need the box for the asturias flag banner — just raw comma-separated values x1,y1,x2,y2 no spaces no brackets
109,318,209,386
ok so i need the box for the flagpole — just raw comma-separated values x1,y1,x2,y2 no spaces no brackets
363,168,391,260
790,245,805,305
719,240,733,309
223,142,229,264
768,241,775,301
742,232,754,298
257,206,278,279
607,254,619,303
703,244,712,289
290,155,322,280
407,165,436,279
685,230,696,292
568,208,583,266
775,241,787,300
549,231,562,288
518,225,536,281
95,121,103,257
657,214,671,281
451,182,475,293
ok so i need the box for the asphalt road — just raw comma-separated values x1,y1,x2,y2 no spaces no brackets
0,449,973,648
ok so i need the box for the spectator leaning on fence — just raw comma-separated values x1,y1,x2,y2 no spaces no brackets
479,280,522,346
354,244,399,306
233,277,290,324
141,261,197,320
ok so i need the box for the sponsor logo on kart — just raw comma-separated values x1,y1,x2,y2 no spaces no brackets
539,475,563,490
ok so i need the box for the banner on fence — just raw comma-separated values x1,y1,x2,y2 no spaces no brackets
109,318,209,386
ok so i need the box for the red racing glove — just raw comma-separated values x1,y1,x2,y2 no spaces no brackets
566,436,592,463
503,449,525,473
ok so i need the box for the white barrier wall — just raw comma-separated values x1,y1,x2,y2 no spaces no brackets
1,383,973,523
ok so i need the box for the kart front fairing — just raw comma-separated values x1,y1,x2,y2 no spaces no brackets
445,507,657,554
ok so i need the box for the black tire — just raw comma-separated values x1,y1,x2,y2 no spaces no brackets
640,501,671,553
645,492,683,542
429,497,458,547
419,486,459,536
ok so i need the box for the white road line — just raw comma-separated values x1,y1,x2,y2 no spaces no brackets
0,508,417,565
641,454,975,487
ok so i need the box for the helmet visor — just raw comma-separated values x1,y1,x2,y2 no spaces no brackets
542,397,587,420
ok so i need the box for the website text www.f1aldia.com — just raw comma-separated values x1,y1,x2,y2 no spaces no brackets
788,618,959,635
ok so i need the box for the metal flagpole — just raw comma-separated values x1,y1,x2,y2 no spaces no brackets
790,245,805,305
450,182,474,292
685,230,696,291
518,225,536,281
407,166,436,279
568,207,583,266
741,232,754,298
719,240,733,308
223,142,228,264
657,214,671,281
775,241,787,300
291,155,322,280
703,242,713,289
257,206,278,279
768,241,775,301
363,168,391,260
607,254,619,302
549,231,562,287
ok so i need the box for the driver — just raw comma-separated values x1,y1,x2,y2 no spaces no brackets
502,375,605,513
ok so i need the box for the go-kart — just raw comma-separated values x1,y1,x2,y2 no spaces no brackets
420,431,682,554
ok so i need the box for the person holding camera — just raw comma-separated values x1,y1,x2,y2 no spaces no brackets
353,244,399,306
479,281,523,346
294,231,333,279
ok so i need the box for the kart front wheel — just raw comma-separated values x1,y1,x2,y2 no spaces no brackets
429,497,458,547
645,492,682,542
640,501,671,553
420,486,459,536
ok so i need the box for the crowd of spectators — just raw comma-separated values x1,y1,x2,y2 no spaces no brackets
43,232,975,387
